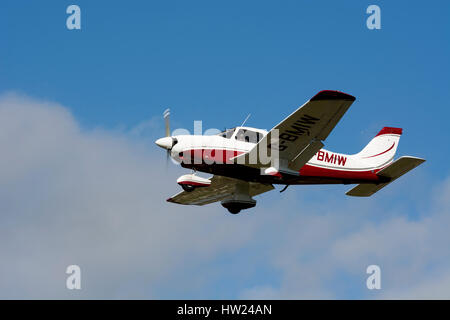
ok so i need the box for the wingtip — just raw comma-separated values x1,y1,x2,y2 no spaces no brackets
310,90,356,102
401,156,426,163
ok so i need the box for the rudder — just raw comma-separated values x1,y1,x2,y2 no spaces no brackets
355,127,402,167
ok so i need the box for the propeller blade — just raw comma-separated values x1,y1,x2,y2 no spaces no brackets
163,108,170,137
166,149,170,170
163,108,171,170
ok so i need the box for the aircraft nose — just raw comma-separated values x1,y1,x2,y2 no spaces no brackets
155,137,173,150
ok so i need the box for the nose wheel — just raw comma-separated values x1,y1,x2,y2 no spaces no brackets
177,171,212,193
181,184,196,192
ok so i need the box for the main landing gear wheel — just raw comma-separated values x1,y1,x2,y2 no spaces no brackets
221,199,256,215
227,208,241,214
181,184,196,192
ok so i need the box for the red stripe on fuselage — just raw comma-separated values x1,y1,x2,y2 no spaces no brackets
180,148,383,183
181,148,245,164
299,164,380,181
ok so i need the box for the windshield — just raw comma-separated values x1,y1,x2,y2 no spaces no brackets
217,128,236,139
234,129,262,143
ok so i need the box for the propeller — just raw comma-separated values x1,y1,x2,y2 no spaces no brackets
155,109,178,168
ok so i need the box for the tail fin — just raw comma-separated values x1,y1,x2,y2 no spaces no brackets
355,127,402,167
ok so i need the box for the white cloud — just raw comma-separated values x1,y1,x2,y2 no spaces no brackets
0,93,263,299
241,179,450,299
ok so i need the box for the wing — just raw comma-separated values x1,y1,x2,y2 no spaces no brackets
235,90,356,171
167,175,274,206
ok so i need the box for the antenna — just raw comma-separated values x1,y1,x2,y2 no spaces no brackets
240,113,251,127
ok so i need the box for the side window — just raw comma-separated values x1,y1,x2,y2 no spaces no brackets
235,129,260,143
220,128,235,139
226,129,235,139
235,129,245,142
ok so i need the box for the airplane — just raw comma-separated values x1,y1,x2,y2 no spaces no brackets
155,90,425,214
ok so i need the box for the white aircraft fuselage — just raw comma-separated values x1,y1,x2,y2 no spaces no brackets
155,90,425,214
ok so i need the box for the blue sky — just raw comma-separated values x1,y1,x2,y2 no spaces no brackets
1,0,449,299
2,1,449,173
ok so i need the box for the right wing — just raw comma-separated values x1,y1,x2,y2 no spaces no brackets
167,175,274,206
235,90,356,171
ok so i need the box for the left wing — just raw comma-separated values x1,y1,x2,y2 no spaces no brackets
167,175,274,206
235,90,355,171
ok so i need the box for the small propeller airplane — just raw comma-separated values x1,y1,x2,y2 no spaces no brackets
155,90,425,214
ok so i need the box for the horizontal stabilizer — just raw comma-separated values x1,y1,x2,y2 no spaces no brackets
346,156,425,197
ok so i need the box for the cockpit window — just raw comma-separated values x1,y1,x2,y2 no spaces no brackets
218,128,235,139
234,129,262,143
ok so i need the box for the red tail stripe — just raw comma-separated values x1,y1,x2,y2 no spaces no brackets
363,142,396,159
376,127,402,137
